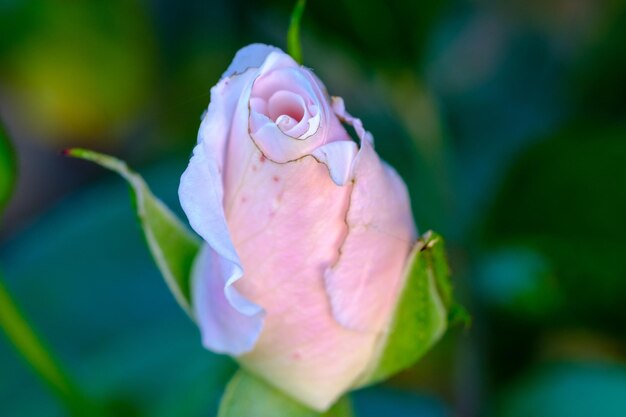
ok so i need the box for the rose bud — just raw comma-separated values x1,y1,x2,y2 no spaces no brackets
179,44,417,411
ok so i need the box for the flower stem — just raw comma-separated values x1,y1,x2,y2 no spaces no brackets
287,0,306,64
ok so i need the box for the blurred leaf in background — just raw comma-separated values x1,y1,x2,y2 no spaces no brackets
568,2,626,120
495,362,626,417
483,124,626,331
0,121,16,212
476,247,561,321
0,0,155,144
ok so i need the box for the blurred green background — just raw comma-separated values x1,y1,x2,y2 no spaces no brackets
1,0,625,416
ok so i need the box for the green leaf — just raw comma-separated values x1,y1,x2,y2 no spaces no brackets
360,231,461,385
287,0,306,64
0,275,106,416
0,277,73,396
0,119,17,213
0,159,233,416
65,148,200,315
0,123,107,416
218,369,353,417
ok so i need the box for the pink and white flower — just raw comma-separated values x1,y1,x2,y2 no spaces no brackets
179,44,416,411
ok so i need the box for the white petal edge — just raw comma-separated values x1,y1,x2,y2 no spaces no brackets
331,96,374,145
223,44,283,79
180,142,266,355
180,46,280,355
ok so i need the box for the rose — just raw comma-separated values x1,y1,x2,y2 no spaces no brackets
179,44,417,411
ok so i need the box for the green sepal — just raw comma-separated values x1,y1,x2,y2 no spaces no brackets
448,302,472,329
218,369,353,417
65,149,200,315
359,231,466,385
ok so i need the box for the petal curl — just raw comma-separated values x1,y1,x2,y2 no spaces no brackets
192,244,264,355
248,53,341,163
312,140,358,186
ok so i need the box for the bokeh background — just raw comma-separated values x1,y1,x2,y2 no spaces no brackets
1,0,625,416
